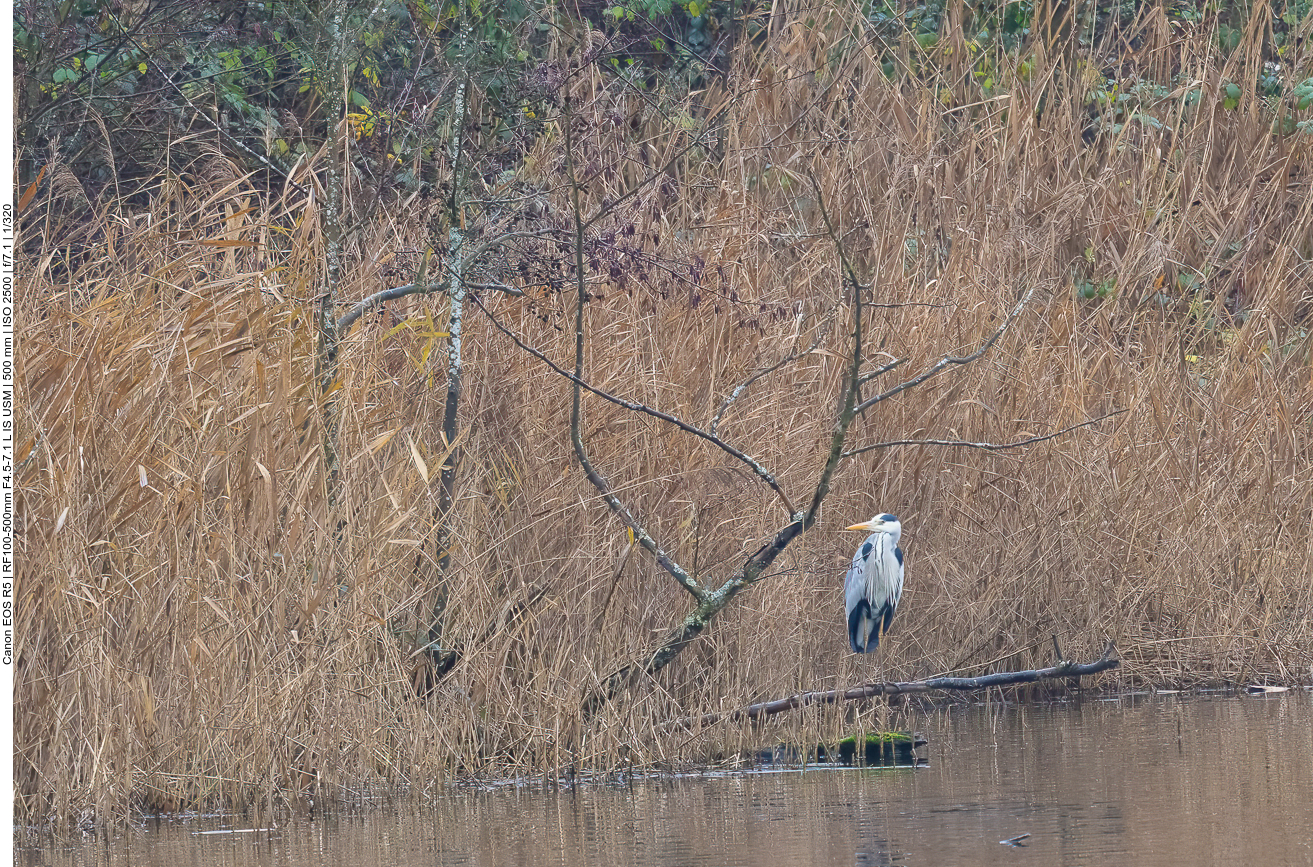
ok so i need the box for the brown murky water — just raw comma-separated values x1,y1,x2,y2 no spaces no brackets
23,692,1313,866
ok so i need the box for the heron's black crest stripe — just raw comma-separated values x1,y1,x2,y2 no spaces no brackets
861,541,873,560
894,546,903,566
880,513,898,522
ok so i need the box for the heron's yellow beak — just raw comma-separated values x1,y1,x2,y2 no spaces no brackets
845,521,875,531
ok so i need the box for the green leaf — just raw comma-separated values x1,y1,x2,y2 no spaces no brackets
1223,82,1241,111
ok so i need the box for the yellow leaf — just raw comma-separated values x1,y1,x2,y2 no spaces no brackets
368,428,399,454
17,166,46,214
406,434,429,484
386,318,415,339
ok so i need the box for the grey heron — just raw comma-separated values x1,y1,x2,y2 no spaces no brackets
844,513,904,653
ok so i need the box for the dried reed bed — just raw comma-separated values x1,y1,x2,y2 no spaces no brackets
15,9,1313,829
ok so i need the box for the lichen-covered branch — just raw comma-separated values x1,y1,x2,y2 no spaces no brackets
422,58,472,669
316,1,350,513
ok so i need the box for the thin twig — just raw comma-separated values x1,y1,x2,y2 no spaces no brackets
593,541,637,634
463,228,565,268
844,410,1128,458
795,169,865,530
862,301,951,309
857,357,906,386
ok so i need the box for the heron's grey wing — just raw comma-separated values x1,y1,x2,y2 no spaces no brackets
846,537,879,652
845,538,874,617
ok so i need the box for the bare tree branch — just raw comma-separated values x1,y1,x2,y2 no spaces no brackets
794,171,866,530
463,228,564,269
857,357,906,385
471,294,796,516
580,178,872,717
844,410,1128,458
671,643,1120,729
562,93,705,605
336,264,526,335
854,287,1037,415
337,281,447,334
465,279,526,296
861,301,952,309
710,309,837,437
580,113,717,234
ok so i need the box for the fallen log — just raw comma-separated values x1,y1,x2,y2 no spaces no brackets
672,640,1119,730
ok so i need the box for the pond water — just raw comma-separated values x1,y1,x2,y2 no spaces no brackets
24,691,1313,867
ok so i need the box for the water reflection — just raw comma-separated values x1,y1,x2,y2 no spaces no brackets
25,692,1313,867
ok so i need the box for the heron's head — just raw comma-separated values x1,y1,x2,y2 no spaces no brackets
846,513,901,536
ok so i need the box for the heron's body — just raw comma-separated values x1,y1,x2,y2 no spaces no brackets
844,514,904,654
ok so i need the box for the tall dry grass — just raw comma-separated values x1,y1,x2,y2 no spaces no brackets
16,5,1313,829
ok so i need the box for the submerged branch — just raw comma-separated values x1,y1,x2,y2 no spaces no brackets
672,643,1120,729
